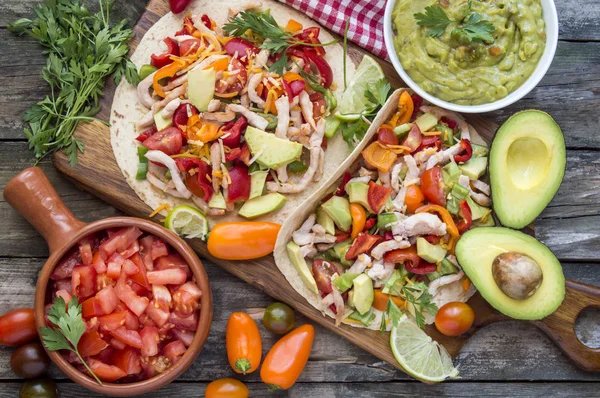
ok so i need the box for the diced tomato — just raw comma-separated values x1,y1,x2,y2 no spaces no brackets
120,240,140,258
312,97,327,119
78,330,108,357
172,329,195,347
55,289,72,303
223,38,258,64
82,297,104,319
311,258,343,295
123,259,139,276
146,299,170,328
124,311,140,331
88,358,127,382
147,269,187,285
97,274,114,290
345,233,383,261
150,37,180,69
420,166,446,206
173,103,195,130
51,248,82,280
377,127,399,146
112,347,142,375
142,127,183,156
151,239,169,260
110,326,143,349
215,59,247,94
96,285,119,315
110,338,127,350
334,231,350,243
441,116,457,129
383,245,421,268
115,273,149,317
129,253,150,290
72,265,97,299
401,124,423,153
98,311,127,332
172,282,202,317
456,200,473,233
53,279,72,295
226,165,251,203
184,161,213,203
179,38,202,56
136,126,157,142
140,326,160,357
140,356,171,379
163,340,186,363
100,227,143,260
169,311,199,331
91,252,107,274
367,181,393,213
107,252,125,279
78,237,94,265
424,235,441,245
221,116,247,148
155,254,191,278
139,236,155,271
129,281,148,296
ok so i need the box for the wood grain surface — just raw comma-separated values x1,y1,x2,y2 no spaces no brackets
2,0,600,396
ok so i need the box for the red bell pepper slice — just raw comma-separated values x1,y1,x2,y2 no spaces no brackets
368,181,393,213
454,139,473,163
183,161,213,202
405,261,437,274
135,127,156,142
227,165,251,203
345,233,383,261
304,50,333,88
334,231,350,243
363,218,376,232
383,245,421,267
150,37,180,69
221,116,247,148
335,172,352,197
456,200,473,233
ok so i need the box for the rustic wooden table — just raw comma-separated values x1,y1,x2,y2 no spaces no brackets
1,0,599,396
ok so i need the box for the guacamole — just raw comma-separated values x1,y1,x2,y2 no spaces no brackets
392,0,546,105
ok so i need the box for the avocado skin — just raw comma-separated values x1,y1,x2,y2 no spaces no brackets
489,110,566,229
455,227,565,320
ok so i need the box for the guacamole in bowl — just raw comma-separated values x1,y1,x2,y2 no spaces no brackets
386,0,556,110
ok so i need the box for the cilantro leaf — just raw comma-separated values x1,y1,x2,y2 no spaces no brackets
364,78,391,108
341,118,370,147
414,5,453,37
385,297,404,327
452,13,495,43
414,5,495,44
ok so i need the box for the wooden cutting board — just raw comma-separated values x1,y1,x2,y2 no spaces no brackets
53,0,600,376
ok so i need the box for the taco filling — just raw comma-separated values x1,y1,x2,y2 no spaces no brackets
286,94,492,329
133,5,340,217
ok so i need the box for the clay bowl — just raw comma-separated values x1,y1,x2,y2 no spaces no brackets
3,167,212,396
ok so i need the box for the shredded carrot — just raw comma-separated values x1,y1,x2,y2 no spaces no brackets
283,72,304,83
285,19,303,33
462,278,472,292
423,130,441,136
201,33,222,51
149,203,171,218
265,89,280,115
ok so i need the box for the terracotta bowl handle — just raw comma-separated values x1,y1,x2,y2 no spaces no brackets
3,167,86,254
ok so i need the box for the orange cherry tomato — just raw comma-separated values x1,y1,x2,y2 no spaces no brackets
207,222,281,260
372,289,405,312
205,378,249,398
361,141,397,173
226,312,262,374
0,308,37,346
260,324,314,390
404,185,425,214
435,302,475,337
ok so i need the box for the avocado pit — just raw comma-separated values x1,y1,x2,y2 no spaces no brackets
492,252,543,300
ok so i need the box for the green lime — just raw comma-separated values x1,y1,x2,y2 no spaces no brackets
390,315,459,383
337,55,385,115
165,205,209,241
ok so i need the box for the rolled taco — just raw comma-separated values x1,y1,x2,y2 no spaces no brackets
274,89,491,330
110,0,357,225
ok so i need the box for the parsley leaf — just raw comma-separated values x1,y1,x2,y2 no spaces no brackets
364,78,392,108
384,279,438,329
414,4,495,44
41,296,103,385
341,118,370,147
414,5,453,38
452,13,495,43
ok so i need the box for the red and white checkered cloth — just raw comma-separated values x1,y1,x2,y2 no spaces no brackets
279,0,389,59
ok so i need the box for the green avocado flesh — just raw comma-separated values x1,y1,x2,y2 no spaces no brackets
490,110,566,229
245,126,303,169
455,227,565,320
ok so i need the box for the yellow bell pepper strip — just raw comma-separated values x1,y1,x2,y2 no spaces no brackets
350,203,367,239
285,19,303,33
397,91,414,126
153,62,183,98
362,141,397,173
415,204,460,239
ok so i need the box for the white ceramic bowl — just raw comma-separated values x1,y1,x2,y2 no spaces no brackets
383,0,559,113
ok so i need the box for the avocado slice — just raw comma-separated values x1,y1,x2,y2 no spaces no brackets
286,242,318,294
317,208,336,236
245,126,303,169
489,110,565,229
377,212,398,231
238,193,286,219
333,239,353,267
459,157,488,180
346,182,371,211
352,274,374,315
321,196,352,232
442,161,460,189
249,171,268,199
414,112,438,132
455,227,565,320
416,237,447,263
188,68,216,111
153,111,173,131
208,191,227,210
466,196,489,221
382,268,408,295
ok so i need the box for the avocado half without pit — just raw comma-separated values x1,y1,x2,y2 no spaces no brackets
489,110,566,229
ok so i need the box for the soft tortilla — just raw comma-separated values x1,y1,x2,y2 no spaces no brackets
273,89,484,330
110,0,356,225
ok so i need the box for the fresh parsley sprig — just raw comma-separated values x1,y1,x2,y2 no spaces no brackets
9,0,139,165
381,278,438,330
414,2,495,44
41,297,103,385
223,10,338,75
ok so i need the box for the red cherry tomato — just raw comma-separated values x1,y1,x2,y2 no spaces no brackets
216,59,248,94
435,302,475,337
179,39,203,57
142,127,183,155
221,116,248,148
224,38,259,64
420,165,446,206
377,127,399,146
0,308,37,346
169,0,192,14
312,258,343,295
150,37,180,68
401,124,423,153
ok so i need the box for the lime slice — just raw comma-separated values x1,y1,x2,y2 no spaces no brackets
337,55,385,115
390,315,459,382
165,205,209,241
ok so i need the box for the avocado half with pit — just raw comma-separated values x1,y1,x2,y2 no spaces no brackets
455,227,565,320
490,110,566,229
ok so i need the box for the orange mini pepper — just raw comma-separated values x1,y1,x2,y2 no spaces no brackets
205,378,249,398
372,289,405,312
285,19,303,33
207,222,281,260
283,71,304,83
205,57,229,72
397,91,414,126
361,141,397,173
153,62,183,98
416,204,460,238
226,313,262,374
350,203,366,239
260,324,314,390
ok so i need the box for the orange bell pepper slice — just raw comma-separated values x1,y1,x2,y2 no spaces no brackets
205,57,229,72
226,312,262,374
283,72,304,83
153,62,183,98
396,91,414,126
285,19,303,33
362,141,397,173
416,204,460,238
372,289,406,312
207,222,281,260
350,203,366,239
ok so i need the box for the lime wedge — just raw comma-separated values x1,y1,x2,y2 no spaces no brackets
390,315,459,382
165,205,209,241
337,55,385,115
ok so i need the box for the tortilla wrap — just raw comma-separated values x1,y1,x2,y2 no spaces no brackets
110,0,356,225
273,89,484,330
